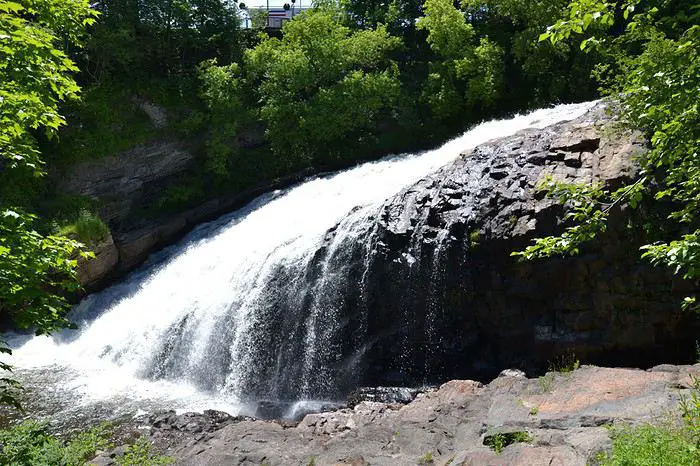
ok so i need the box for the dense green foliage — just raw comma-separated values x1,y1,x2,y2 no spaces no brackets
56,209,110,245
0,212,85,335
0,421,110,466
115,438,174,466
86,0,242,84
198,60,247,177
0,0,95,406
0,421,173,466
10,0,605,223
417,0,504,119
514,0,699,310
600,423,699,465
246,8,402,164
192,0,601,184
47,85,160,165
0,0,93,200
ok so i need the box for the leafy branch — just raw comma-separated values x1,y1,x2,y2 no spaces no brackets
518,1,699,310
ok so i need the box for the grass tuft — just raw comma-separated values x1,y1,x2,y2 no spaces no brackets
57,210,110,245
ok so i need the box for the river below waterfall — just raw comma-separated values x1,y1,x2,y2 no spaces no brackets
5,102,597,429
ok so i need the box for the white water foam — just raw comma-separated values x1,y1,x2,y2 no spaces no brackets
8,101,597,419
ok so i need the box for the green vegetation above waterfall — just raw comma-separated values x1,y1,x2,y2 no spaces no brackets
246,10,402,165
46,0,604,214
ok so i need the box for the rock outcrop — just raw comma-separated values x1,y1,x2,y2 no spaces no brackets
76,233,119,286
93,365,700,465
312,103,698,386
58,140,195,225
73,170,312,290
57,100,271,290
73,103,698,396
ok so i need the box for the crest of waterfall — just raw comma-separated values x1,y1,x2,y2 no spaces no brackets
10,102,597,414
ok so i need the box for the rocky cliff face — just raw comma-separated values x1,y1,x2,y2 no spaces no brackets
300,104,698,388
57,101,270,290
58,140,195,226
56,138,198,290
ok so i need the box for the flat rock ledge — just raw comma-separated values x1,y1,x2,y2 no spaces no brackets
91,365,700,466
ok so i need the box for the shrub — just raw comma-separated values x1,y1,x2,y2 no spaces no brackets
0,421,110,466
115,438,173,466
0,422,173,466
483,431,532,454
599,376,700,465
417,451,434,464
598,423,698,465
57,210,110,245
548,350,580,374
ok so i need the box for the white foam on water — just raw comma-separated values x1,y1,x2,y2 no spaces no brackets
9,101,598,417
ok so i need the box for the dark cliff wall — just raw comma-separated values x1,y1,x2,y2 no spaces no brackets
305,104,699,388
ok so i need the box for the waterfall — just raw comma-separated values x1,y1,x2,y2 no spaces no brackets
9,102,596,418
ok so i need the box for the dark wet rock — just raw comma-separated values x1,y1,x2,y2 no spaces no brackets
293,102,699,391
251,400,343,421
146,410,242,433
346,386,425,408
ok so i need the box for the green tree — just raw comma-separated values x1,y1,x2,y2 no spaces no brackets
244,7,403,165
515,0,699,310
85,0,243,83
416,0,504,120
462,0,598,107
198,59,248,177
0,0,95,407
341,0,423,40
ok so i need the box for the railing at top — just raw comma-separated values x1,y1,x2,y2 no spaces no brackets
240,4,312,29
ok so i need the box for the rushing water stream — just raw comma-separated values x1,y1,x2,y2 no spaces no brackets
6,102,596,426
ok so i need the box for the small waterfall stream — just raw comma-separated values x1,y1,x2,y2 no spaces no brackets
8,102,596,422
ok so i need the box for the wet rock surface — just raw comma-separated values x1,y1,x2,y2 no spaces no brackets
105,365,700,465
76,233,119,287
304,103,699,388
347,387,426,408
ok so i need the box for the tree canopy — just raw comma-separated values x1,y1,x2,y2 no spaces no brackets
245,7,402,164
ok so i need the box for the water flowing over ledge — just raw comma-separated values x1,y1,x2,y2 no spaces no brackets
8,102,598,422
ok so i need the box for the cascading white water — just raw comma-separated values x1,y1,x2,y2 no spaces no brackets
8,102,597,420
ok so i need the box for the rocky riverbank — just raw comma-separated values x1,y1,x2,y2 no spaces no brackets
90,364,699,466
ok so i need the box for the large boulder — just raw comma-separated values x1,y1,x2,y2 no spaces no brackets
304,103,698,388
